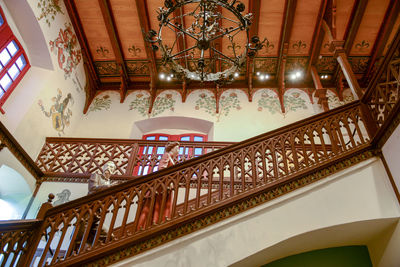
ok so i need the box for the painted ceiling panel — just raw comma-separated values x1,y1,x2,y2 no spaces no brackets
257,0,285,57
147,0,179,59
350,0,391,55
336,0,356,41
74,0,116,61
320,33,333,55
221,0,249,57
288,0,322,56
110,0,147,60
383,14,400,55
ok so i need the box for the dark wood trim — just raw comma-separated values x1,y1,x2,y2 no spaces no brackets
276,0,297,83
64,0,99,113
363,0,400,82
97,0,129,101
379,152,400,205
135,0,158,86
307,0,328,74
246,0,261,101
0,121,43,181
342,0,368,54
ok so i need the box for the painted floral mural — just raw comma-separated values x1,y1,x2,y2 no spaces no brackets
258,91,307,115
129,93,175,118
195,91,241,122
49,23,82,79
88,95,111,112
327,90,355,109
37,0,64,27
38,89,73,136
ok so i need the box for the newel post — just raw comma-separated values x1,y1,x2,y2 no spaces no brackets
19,194,55,266
359,101,378,141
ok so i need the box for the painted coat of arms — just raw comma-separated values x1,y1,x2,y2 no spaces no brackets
38,89,74,135
49,23,82,78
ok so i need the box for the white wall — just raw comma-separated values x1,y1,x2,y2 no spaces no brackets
382,122,400,196
110,157,400,267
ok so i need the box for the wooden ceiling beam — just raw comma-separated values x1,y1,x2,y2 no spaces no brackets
363,0,400,82
332,0,368,88
246,0,261,102
343,0,368,54
64,0,99,114
276,0,297,84
98,0,129,102
307,0,328,76
135,0,158,86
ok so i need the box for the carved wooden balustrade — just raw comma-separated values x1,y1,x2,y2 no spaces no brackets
25,102,372,266
0,220,41,267
36,138,233,179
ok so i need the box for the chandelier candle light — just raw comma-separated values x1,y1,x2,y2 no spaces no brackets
147,0,266,84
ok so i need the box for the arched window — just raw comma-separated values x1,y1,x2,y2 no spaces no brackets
0,7,30,113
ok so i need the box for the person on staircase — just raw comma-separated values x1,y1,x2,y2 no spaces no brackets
136,141,180,230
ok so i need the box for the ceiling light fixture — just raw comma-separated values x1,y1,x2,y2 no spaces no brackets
147,0,266,84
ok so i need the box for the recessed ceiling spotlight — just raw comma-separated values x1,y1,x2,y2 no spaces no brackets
169,74,174,78
166,76,171,81
259,75,265,80
295,71,302,78
159,73,166,80
265,74,269,79
290,73,297,80
234,72,239,78
256,71,261,76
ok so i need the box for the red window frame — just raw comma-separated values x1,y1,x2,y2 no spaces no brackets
133,133,208,176
0,7,30,114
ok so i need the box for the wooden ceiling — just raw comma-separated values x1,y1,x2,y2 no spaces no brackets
63,0,400,112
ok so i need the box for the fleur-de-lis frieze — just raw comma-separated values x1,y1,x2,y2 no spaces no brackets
355,40,370,52
292,40,307,53
263,40,275,54
128,45,141,57
227,42,241,54
96,46,110,57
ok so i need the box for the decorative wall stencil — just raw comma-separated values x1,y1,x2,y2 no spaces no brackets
38,89,73,135
286,57,308,72
195,92,241,122
129,93,175,118
88,95,111,112
349,57,369,73
257,91,307,115
49,23,82,79
284,92,308,112
53,189,71,206
327,90,355,109
128,45,141,57
96,46,110,58
291,40,307,53
257,91,281,114
94,61,120,77
254,57,278,73
126,61,150,75
37,0,64,27
263,40,275,54
317,56,337,73
355,40,370,52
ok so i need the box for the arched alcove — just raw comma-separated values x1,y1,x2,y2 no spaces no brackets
0,164,32,219
131,116,214,140
2,0,53,70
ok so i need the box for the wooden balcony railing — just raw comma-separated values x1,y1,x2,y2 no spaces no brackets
1,27,399,267
25,102,373,266
36,138,233,179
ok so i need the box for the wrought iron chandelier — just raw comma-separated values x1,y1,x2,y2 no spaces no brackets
147,0,265,84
